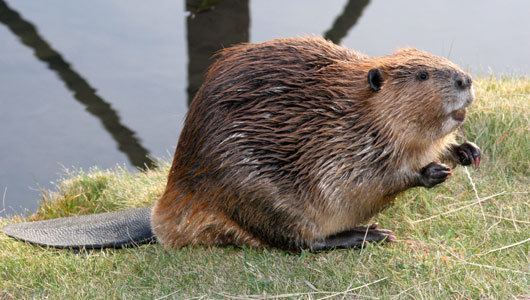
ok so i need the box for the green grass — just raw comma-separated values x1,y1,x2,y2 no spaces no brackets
1,78,529,299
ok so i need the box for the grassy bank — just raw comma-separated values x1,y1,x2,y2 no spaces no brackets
1,78,529,299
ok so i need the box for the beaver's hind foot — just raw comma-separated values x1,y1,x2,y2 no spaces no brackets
309,224,396,252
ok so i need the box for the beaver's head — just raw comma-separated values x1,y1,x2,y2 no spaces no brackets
366,48,474,141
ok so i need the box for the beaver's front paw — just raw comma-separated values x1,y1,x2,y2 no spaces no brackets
419,162,451,188
453,141,481,168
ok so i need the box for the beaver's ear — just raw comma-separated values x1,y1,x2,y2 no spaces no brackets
367,68,384,92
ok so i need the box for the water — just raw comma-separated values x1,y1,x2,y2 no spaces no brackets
1,0,528,216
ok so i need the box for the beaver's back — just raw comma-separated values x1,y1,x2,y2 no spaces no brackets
198,37,365,111
173,37,368,195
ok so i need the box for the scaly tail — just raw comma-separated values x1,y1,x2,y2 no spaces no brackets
2,207,155,249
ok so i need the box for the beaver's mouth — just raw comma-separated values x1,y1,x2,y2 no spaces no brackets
451,108,467,122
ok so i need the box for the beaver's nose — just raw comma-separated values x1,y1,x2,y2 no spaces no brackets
455,73,472,90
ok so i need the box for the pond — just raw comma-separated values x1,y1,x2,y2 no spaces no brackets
1,0,528,216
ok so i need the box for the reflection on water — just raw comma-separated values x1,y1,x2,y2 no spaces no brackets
0,0,528,215
324,0,370,44
0,0,155,170
187,0,249,104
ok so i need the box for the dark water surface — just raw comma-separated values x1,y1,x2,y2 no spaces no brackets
1,0,528,216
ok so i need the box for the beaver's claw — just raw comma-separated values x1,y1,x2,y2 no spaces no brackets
419,162,451,188
454,141,481,168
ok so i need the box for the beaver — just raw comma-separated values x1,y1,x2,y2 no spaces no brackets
3,37,480,251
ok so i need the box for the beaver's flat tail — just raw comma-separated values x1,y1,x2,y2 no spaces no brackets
2,207,156,249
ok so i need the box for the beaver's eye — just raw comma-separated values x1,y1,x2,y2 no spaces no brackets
417,71,429,81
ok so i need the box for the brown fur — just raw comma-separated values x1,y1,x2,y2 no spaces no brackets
151,37,473,250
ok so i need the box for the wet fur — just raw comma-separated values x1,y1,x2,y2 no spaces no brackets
151,37,472,251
